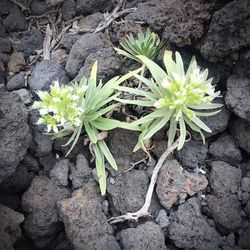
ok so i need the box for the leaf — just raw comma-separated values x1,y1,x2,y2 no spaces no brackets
175,51,185,77
167,115,177,146
114,48,137,62
191,116,212,133
84,121,97,143
194,110,221,117
98,140,118,170
63,129,78,146
85,61,97,105
115,98,154,107
178,116,186,150
85,104,116,121
52,129,72,140
187,103,223,110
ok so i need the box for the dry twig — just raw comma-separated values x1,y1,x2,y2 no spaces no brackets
43,24,52,60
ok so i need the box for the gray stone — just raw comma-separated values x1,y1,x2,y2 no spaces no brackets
156,160,208,209
30,59,69,91
201,0,250,62
0,204,24,250
0,193,21,211
61,0,77,21
107,170,148,214
76,0,112,15
0,53,10,65
120,221,167,250
6,72,25,91
225,75,250,121
207,195,242,232
175,140,208,169
21,176,70,248
0,38,12,54
78,12,104,31
241,177,250,192
244,200,250,218
209,161,242,197
50,159,69,187
0,90,31,183
58,180,115,250
169,197,221,250
3,6,28,32
126,0,214,46
31,0,51,15
22,153,40,172
0,0,13,15
231,116,250,153
65,33,112,78
209,134,242,165
86,235,121,250
74,47,122,82
155,209,170,230
69,154,92,189
238,227,250,249
18,28,43,58
7,52,26,73
12,89,33,105
39,153,57,175
60,33,81,52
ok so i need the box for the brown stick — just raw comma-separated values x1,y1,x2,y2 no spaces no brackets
109,139,179,224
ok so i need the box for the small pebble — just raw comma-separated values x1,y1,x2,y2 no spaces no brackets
109,177,115,185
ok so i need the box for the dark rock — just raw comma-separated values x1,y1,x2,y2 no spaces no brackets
241,177,250,192
175,140,208,169
225,75,250,121
231,116,250,153
169,197,221,249
208,161,242,197
0,193,21,211
12,89,33,105
39,153,57,175
155,209,170,231
6,72,25,91
0,61,5,84
0,0,13,15
69,154,92,189
206,195,242,232
86,235,121,250
108,128,145,173
65,33,112,78
30,0,51,15
201,0,250,62
61,0,77,21
8,52,26,73
76,0,112,15
244,200,250,218
0,38,12,54
0,90,31,183
3,6,28,32
120,221,167,250
0,163,34,194
209,134,242,165
107,170,148,214
22,153,40,172
50,159,69,187
238,227,250,249
0,20,5,36
18,28,43,58
60,33,81,52
78,12,104,31
0,204,24,250
29,59,69,91
156,160,208,209
126,0,214,46
58,180,115,250
0,53,10,65
51,49,68,65
74,47,122,82
21,176,70,248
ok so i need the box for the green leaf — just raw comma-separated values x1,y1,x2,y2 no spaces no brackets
114,48,137,62
85,104,116,121
175,51,185,77
167,115,177,146
52,129,72,140
194,110,221,117
178,116,186,150
188,103,223,110
63,129,78,146
115,98,154,107
191,116,212,133
84,121,97,143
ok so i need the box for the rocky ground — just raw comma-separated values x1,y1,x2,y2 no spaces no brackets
0,0,250,249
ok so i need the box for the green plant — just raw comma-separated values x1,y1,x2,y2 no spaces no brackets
115,51,223,152
115,28,164,64
33,62,140,195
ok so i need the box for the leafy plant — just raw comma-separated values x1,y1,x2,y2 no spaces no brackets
115,51,223,152
33,62,140,195
115,28,164,64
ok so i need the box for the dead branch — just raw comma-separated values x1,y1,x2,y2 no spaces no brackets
43,24,52,60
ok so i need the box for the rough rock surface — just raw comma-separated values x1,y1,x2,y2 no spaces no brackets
50,159,69,187
65,33,112,78
225,75,250,121
76,0,112,15
6,72,25,91
0,38,12,54
0,90,31,183
238,227,250,249
175,140,208,169
206,195,242,233
209,134,242,165
61,0,76,21
29,60,69,91
231,117,250,153
241,177,250,192
21,176,70,248
74,47,122,82
208,161,242,197
78,12,104,31
156,160,208,209
126,0,214,46
17,28,43,58
0,204,24,250
155,209,170,231
169,197,221,250
69,154,92,189
120,221,167,250
107,170,148,214
60,33,81,52
201,0,250,62
7,52,26,73
12,89,33,105
58,180,115,250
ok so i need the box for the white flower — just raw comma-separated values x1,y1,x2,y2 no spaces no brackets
162,77,170,88
39,108,48,115
36,118,44,125
53,125,59,133
47,124,52,133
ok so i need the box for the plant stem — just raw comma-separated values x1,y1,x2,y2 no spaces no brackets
137,64,146,89
108,139,179,224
